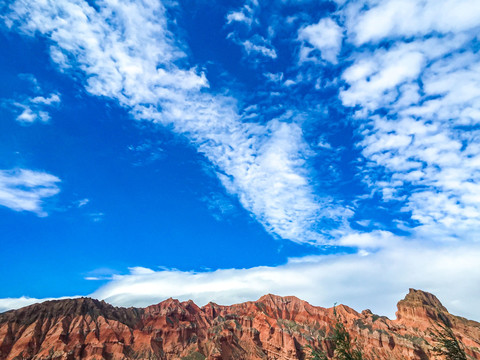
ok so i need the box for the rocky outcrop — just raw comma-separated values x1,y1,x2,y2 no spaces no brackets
0,289,479,359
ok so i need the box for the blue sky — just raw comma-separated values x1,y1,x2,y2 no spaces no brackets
1,0,480,320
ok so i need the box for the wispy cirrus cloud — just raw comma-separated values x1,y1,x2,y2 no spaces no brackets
2,74,61,124
0,169,60,216
5,0,479,244
127,140,165,166
201,191,238,222
240,36,277,59
225,0,278,61
3,0,347,244
226,0,258,27
14,93,61,123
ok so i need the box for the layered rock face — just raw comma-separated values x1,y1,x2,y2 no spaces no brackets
0,289,479,360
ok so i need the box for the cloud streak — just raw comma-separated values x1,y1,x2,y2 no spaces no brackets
89,238,480,321
2,232,480,320
0,169,60,216
3,74,61,124
3,0,348,243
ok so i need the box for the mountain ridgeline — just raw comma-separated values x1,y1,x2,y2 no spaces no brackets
0,289,479,359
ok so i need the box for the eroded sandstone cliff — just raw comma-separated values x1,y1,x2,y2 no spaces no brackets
0,289,479,359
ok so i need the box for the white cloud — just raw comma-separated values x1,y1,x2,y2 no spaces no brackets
2,232,480,320
89,212,104,222
9,0,478,247
226,0,258,27
298,17,343,64
263,72,284,83
201,192,237,221
12,92,61,124
227,11,249,25
5,75,61,124
30,93,61,105
239,35,277,59
348,0,480,45
340,43,425,109
0,169,60,216
75,198,89,207
225,1,278,61
215,120,351,242
0,296,78,313
3,0,344,243
79,234,479,321
337,0,480,241
243,40,277,59
15,106,50,123
1,0,480,326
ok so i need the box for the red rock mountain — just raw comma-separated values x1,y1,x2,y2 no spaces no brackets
0,289,479,359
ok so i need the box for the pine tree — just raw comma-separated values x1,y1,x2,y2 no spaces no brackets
306,344,328,360
308,305,365,360
331,306,363,360
431,323,467,360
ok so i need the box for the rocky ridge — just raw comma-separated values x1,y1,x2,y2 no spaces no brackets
0,289,479,359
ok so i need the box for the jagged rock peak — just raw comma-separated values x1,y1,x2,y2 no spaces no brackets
0,297,143,327
256,293,305,305
395,288,451,325
0,290,479,360
399,288,448,312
